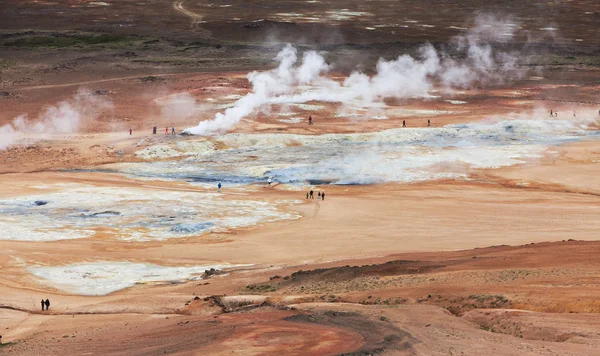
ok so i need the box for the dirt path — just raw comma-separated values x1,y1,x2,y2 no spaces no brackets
10,72,199,92
173,0,204,28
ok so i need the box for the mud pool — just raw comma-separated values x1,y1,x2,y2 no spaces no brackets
0,184,301,242
114,118,596,186
28,261,251,295
1,118,596,244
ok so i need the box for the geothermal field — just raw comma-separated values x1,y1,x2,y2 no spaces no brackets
1,0,600,355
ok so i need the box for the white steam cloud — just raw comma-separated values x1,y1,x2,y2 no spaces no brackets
440,14,521,87
184,15,525,136
0,89,113,149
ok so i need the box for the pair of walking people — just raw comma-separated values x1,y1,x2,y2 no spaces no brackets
41,298,50,311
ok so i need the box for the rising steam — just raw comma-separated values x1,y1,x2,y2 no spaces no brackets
0,89,113,149
184,14,525,136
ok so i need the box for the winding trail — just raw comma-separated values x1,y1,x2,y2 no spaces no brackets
173,0,204,28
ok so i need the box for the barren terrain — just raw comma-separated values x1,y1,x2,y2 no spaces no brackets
1,1,600,355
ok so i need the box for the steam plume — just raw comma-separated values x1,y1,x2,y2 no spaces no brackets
0,89,113,149
184,15,525,136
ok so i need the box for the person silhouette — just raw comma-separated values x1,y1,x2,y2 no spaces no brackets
218,182,222,192
45,299,50,311
402,120,406,127
322,192,325,200
41,299,45,311
309,190,314,199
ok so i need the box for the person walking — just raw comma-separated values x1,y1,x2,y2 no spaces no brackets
402,120,406,127
153,126,157,134
321,192,325,200
165,127,169,135
427,119,430,127
45,299,50,311
306,192,309,199
317,192,321,199
172,126,175,135
41,299,45,311
129,128,132,135
309,190,314,199
550,110,553,117
308,116,313,125
218,182,222,192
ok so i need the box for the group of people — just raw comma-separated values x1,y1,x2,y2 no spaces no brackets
218,181,327,202
309,116,431,127
41,298,50,311
550,110,587,118
154,126,176,135
549,110,600,118
402,119,430,127
131,126,177,135
306,190,325,200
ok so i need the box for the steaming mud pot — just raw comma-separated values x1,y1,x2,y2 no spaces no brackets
0,183,301,242
28,261,250,295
